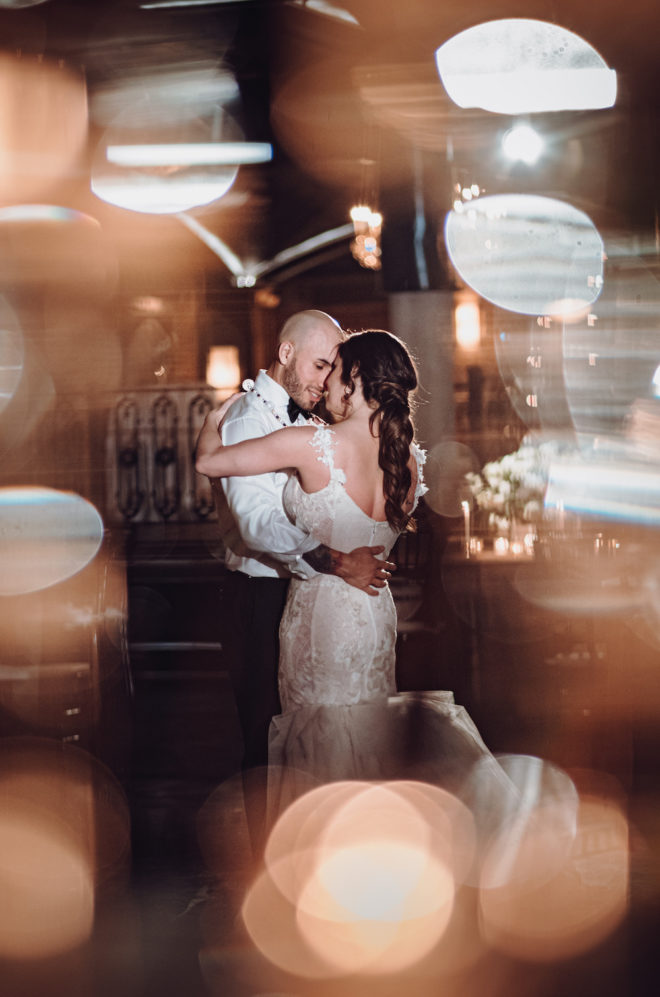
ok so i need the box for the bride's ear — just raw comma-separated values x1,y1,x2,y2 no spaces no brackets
349,365,366,400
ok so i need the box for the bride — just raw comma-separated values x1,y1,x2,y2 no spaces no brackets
196,330,512,822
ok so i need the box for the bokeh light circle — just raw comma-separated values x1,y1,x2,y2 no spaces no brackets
0,487,104,595
0,206,118,298
436,19,616,114
480,755,580,892
0,800,94,959
424,441,481,517
91,103,241,215
445,194,604,317
0,737,132,960
295,844,454,975
0,54,87,203
563,248,660,438
0,298,24,419
245,781,466,978
479,793,629,962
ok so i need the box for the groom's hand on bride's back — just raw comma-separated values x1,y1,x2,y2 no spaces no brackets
303,544,395,595
336,545,396,595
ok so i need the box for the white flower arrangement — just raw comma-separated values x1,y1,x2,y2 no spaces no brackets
465,439,561,533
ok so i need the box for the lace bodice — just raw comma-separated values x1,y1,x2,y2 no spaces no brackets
282,424,427,555
277,425,427,713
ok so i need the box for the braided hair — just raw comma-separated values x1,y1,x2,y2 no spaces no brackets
336,330,418,532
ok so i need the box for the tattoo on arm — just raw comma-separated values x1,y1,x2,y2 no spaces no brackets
302,544,341,575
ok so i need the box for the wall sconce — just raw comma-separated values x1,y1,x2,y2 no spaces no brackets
206,345,241,399
454,295,481,349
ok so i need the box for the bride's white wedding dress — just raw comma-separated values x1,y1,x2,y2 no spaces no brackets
267,425,514,824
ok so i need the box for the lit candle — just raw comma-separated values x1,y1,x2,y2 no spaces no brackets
494,536,509,556
461,500,470,554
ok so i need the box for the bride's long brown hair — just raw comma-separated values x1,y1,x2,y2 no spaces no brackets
337,330,418,532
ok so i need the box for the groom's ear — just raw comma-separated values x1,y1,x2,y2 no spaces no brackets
278,340,294,366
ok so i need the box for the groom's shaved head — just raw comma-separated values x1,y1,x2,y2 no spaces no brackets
278,309,343,348
270,309,344,411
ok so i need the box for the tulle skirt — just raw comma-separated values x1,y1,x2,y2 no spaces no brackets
267,691,517,837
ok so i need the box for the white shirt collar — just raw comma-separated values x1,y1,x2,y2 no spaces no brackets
250,369,289,410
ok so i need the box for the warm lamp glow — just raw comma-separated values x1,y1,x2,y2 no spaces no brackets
206,345,241,397
454,298,481,349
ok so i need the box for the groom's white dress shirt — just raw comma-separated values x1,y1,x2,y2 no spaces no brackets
215,369,318,580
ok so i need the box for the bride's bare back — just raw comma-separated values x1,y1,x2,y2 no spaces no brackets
296,419,417,524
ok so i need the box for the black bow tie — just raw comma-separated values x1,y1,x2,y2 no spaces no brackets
287,397,313,423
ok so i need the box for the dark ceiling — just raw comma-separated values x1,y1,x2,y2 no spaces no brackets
0,0,658,298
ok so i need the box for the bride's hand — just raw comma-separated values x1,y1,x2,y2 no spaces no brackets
211,391,243,430
195,391,245,473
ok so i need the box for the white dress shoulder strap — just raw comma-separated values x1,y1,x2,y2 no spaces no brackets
309,425,347,484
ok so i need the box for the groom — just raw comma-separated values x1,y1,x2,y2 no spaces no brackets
198,309,394,858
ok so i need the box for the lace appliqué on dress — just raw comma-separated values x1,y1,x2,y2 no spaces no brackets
412,443,429,501
309,425,346,484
